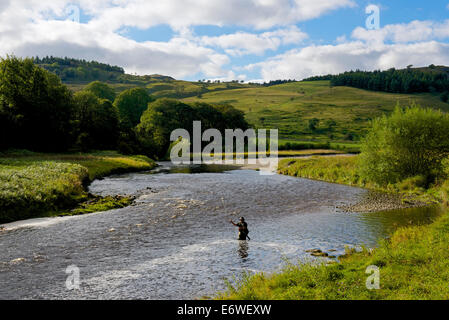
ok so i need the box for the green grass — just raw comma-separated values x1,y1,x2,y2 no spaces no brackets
184,81,449,143
0,151,156,223
218,209,449,300
278,156,370,188
69,80,448,149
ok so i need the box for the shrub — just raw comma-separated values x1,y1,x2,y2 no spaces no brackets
359,105,449,185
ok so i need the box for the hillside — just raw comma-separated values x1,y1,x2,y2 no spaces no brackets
34,57,449,144
183,80,449,143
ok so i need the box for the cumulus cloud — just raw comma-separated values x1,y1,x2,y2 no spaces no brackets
200,26,308,56
0,2,232,78
245,19,449,81
1,1,449,82
0,0,353,79
86,0,356,31
352,20,449,44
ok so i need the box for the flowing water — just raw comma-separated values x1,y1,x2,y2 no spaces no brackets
0,163,441,299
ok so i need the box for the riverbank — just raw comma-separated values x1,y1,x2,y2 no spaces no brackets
0,151,156,223
277,156,441,212
217,155,449,300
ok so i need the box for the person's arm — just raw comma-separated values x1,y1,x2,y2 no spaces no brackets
230,220,238,227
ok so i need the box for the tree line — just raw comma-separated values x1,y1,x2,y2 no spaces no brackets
0,56,248,159
302,66,449,100
34,56,125,83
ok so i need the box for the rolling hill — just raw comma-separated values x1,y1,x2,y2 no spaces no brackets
35,57,449,146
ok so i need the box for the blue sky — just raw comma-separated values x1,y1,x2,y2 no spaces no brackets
0,0,448,81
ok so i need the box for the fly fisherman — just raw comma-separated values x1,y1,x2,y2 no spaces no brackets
230,217,250,241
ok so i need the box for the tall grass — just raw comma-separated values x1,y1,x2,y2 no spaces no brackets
278,156,372,188
0,151,156,223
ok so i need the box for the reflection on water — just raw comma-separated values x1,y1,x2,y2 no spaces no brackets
360,205,442,236
0,163,442,300
150,163,240,174
238,241,249,259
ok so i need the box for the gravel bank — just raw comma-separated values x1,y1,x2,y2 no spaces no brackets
338,191,426,213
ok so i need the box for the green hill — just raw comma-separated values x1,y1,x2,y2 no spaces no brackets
34,57,449,146
183,80,449,143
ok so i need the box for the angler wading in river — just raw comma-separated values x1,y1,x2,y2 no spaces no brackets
230,217,250,241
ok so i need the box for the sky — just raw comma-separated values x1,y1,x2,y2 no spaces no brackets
0,0,449,82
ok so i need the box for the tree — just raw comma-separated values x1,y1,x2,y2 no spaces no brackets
136,99,197,158
0,56,74,151
308,118,320,131
73,91,119,151
84,81,116,102
114,88,154,129
191,102,226,132
359,105,449,185
213,104,249,131
441,91,449,103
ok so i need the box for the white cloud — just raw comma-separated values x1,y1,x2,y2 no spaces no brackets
246,19,449,81
352,20,449,44
0,0,352,78
0,18,230,78
200,26,308,56
85,0,356,31
248,40,449,81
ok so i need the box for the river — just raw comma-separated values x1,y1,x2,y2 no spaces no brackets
0,162,440,299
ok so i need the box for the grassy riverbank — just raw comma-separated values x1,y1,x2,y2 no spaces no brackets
278,156,446,205
0,151,156,223
217,155,449,300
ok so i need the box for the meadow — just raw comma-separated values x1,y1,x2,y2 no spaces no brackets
68,79,448,151
0,151,156,223
184,81,449,143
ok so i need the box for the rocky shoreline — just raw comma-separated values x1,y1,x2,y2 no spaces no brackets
338,191,427,213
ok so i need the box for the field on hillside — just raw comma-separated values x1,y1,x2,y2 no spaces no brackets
67,79,449,145
184,81,449,142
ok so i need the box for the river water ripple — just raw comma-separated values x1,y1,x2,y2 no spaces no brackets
0,163,439,299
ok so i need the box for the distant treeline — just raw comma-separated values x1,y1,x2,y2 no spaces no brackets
261,79,297,87
303,66,449,96
0,56,248,159
34,56,125,82
34,56,174,84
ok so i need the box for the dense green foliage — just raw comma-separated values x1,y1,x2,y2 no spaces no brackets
114,87,154,129
73,91,120,151
84,81,116,102
136,99,249,158
359,106,449,186
0,152,155,223
34,56,125,82
0,56,74,151
331,66,449,94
